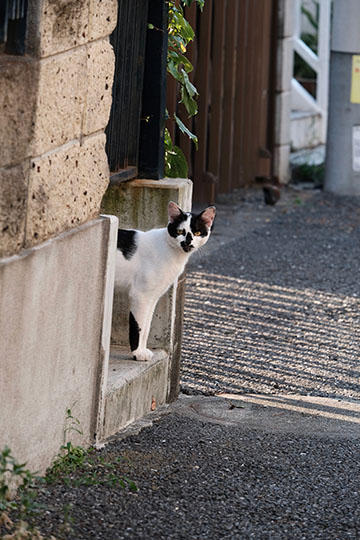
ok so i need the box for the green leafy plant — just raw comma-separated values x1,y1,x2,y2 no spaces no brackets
164,127,188,178
0,447,41,516
63,406,83,438
46,407,86,485
46,408,137,491
292,161,325,188
46,445,137,491
45,442,87,485
0,446,48,539
165,0,204,177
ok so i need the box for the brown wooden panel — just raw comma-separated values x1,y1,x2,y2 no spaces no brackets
207,0,227,201
250,0,264,180
256,0,273,178
193,0,212,202
166,0,277,201
241,0,257,186
219,0,238,195
231,0,249,189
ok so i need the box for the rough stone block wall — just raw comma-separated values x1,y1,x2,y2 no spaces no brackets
0,0,117,257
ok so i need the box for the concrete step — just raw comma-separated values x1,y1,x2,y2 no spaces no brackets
290,110,322,151
100,346,170,440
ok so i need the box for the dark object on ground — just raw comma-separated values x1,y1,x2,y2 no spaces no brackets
263,184,281,205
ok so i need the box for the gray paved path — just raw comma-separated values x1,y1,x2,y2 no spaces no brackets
25,188,360,539
182,188,360,399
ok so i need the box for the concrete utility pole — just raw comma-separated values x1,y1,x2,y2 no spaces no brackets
325,0,360,195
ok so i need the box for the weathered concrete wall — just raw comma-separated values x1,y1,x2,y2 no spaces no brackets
0,2,118,470
0,216,117,474
101,178,193,401
0,0,117,257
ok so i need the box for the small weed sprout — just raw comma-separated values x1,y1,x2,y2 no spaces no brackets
64,406,83,438
46,407,138,492
46,406,86,484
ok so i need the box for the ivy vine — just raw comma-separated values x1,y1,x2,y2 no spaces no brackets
165,0,204,178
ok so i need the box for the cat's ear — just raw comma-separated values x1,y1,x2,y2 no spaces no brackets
200,206,216,228
168,201,183,223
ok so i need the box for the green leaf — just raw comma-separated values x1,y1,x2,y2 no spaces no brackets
164,127,173,150
182,0,205,9
125,477,138,492
176,13,194,41
168,51,193,73
178,55,193,73
180,86,198,116
174,114,198,149
181,69,198,97
165,144,188,178
167,60,183,82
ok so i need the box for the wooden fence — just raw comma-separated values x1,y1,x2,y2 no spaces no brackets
166,0,278,203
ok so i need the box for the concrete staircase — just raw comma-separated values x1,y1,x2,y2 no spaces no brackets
99,178,193,443
100,347,170,440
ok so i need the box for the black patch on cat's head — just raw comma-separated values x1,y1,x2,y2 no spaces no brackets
181,232,194,252
167,210,188,239
190,212,210,237
117,229,137,260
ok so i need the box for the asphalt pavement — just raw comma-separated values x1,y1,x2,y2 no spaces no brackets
29,187,360,539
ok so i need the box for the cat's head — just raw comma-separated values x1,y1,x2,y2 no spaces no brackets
167,201,216,254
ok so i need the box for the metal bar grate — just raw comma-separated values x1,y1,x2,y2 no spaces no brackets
105,0,149,180
0,0,27,55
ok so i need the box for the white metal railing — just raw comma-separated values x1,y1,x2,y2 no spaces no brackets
292,0,332,142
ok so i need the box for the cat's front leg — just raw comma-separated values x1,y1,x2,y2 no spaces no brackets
129,296,157,361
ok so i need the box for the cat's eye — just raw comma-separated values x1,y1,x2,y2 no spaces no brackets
177,229,185,236
194,231,201,236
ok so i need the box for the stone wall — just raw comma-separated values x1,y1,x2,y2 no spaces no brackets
0,1,118,473
0,216,117,473
0,0,117,257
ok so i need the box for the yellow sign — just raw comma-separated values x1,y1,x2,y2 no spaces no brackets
350,55,360,104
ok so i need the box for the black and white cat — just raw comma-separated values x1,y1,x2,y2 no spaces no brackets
115,201,216,361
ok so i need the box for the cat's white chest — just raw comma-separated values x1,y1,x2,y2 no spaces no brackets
115,228,187,299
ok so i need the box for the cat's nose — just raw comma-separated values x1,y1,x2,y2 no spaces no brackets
185,232,193,245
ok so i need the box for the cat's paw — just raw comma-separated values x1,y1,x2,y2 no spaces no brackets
132,348,154,362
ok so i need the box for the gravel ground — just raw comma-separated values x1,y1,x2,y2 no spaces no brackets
7,188,360,540
182,188,360,398
31,413,360,540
